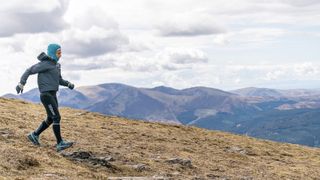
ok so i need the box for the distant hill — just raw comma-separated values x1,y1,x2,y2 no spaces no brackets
1,97,320,179
4,83,320,147
231,87,284,98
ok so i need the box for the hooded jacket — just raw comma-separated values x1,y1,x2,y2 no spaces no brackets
20,52,70,93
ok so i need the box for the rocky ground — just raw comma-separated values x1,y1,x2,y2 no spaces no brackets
0,97,320,179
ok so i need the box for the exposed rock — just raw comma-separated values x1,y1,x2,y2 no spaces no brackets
225,146,247,155
165,158,192,168
131,163,150,172
43,173,67,180
172,171,180,176
108,177,169,180
61,151,116,170
0,128,14,139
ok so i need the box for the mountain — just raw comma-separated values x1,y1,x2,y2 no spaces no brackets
87,85,178,123
232,87,320,101
231,87,320,110
231,87,284,98
1,97,320,179
4,83,250,123
4,84,320,147
148,85,182,95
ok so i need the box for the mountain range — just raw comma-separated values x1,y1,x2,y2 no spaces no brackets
4,83,320,147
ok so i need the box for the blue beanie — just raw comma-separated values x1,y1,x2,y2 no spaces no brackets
47,43,61,61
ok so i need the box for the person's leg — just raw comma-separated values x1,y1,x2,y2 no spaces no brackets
33,92,56,136
28,93,55,145
51,92,74,151
39,91,62,144
34,117,53,136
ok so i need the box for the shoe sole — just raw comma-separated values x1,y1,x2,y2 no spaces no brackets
27,134,40,146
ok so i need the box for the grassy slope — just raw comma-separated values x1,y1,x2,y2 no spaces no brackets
0,97,320,179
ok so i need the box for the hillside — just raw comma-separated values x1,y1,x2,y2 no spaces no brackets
0,98,320,179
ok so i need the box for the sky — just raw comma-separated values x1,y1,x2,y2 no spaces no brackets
1,0,320,95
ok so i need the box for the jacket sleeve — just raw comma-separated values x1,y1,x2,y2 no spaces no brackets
20,61,51,85
57,63,70,87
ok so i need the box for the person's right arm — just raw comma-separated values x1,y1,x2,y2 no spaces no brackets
16,62,50,94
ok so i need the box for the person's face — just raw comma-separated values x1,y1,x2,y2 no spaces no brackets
56,49,62,59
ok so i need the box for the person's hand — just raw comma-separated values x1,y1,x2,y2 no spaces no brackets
68,82,74,90
16,83,24,94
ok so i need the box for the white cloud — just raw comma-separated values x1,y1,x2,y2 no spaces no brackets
0,0,61,12
0,0,68,37
159,48,208,65
280,0,320,7
213,34,231,46
213,28,287,46
65,6,118,30
265,70,286,81
62,47,209,73
62,27,129,57
294,63,320,76
157,15,226,37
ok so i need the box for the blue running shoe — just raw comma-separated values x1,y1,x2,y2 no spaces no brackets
27,132,40,146
56,140,74,152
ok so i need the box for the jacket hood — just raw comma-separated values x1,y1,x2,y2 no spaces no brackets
37,52,53,62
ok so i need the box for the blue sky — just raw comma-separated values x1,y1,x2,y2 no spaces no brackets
0,0,320,95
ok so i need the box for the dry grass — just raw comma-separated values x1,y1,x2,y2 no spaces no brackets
0,97,320,180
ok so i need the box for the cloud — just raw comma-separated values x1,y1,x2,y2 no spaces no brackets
68,7,118,30
157,15,226,37
213,34,231,45
294,63,320,76
0,0,69,37
62,47,209,73
61,55,116,71
213,28,287,46
63,61,115,71
163,48,209,64
223,63,320,82
280,0,320,7
144,48,210,72
206,0,320,26
0,1,131,58
264,70,286,81
62,71,81,81
61,6,130,57
62,27,129,57
62,52,160,72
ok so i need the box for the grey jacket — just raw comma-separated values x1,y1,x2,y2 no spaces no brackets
20,52,70,93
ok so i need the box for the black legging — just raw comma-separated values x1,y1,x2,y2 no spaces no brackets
34,91,62,143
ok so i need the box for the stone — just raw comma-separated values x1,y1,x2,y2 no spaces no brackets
61,151,116,170
132,163,149,172
165,158,192,168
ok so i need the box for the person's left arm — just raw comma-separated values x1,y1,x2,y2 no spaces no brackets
58,63,74,90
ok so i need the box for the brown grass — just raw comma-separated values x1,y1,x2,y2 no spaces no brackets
0,97,320,179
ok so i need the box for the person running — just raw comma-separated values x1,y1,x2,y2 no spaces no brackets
16,43,75,152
